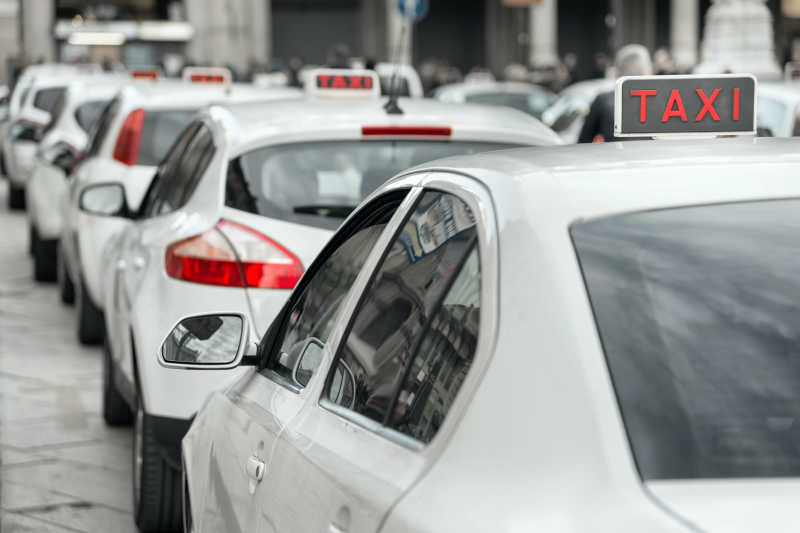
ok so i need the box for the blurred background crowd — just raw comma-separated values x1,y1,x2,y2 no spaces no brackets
0,0,797,93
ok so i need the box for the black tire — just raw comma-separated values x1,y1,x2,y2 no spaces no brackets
32,229,57,282
57,248,75,304
134,406,183,533
76,277,104,345
8,183,25,210
103,338,133,426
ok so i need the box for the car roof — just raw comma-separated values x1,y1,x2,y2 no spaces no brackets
436,80,553,97
208,96,562,153
117,80,299,109
399,137,800,220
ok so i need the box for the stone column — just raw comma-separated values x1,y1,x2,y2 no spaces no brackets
20,0,54,63
671,0,698,71
529,0,558,68
386,0,413,65
698,0,780,79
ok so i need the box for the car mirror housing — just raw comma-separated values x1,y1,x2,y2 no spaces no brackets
160,313,259,370
79,182,129,217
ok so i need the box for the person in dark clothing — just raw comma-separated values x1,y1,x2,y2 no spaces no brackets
578,44,652,143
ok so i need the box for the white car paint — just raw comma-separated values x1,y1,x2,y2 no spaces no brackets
181,137,800,532
27,76,126,240
541,78,615,143
60,80,301,318
102,92,560,424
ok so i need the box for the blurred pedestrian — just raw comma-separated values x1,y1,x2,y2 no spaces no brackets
578,44,652,143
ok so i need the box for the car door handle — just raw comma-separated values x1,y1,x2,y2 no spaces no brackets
246,455,265,482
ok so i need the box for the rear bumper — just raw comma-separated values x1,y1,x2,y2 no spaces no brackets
149,414,193,471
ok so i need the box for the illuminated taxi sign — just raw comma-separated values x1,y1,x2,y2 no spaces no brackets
306,69,380,99
182,67,232,85
614,74,756,137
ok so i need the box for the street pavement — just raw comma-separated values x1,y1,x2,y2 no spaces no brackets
0,180,136,532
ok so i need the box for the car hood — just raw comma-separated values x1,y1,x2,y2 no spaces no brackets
647,479,800,532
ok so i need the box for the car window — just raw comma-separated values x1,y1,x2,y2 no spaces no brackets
572,199,800,479
85,98,119,158
33,87,66,113
227,140,520,230
74,100,110,133
40,92,66,135
757,95,787,137
261,190,409,390
141,122,202,217
137,110,196,166
324,191,479,440
465,90,555,119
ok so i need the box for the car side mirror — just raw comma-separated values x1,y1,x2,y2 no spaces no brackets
79,182,129,217
160,313,259,369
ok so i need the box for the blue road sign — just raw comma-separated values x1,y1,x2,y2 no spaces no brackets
397,0,429,23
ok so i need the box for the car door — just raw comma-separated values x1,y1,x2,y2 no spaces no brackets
196,187,417,533
109,123,200,384
255,188,483,533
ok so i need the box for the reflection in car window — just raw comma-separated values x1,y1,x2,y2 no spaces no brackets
74,100,110,133
572,200,800,479
326,191,478,432
33,87,66,113
141,123,199,217
264,220,391,388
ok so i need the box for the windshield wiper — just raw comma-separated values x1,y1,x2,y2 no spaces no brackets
293,204,357,218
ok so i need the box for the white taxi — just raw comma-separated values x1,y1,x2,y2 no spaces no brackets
433,79,556,119
27,75,127,281
168,76,800,532
59,76,299,345
82,68,559,532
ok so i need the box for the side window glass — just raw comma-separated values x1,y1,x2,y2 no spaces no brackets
262,193,407,389
793,105,800,137
389,247,480,443
325,191,479,433
86,98,119,158
154,126,214,216
141,123,199,217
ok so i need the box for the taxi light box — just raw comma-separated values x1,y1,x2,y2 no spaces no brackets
614,74,756,137
316,74,374,90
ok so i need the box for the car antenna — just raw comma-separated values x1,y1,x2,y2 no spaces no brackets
383,20,407,115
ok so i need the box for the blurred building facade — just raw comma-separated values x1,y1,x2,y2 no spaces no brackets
0,0,798,85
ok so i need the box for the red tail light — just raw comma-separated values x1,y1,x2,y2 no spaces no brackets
362,126,452,137
113,109,145,166
164,220,303,289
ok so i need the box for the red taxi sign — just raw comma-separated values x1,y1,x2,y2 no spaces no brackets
130,69,159,80
306,69,381,99
614,74,756,137
182,67,232,85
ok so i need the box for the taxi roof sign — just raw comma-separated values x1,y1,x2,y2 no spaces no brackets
182,67,232,85
614,74,756,137
306,69,381,99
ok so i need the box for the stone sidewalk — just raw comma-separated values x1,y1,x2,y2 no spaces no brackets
0,181,136,532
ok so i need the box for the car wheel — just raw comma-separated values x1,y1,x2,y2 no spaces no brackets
76,276,104,345
8,183,25,210
32,228,57,282
57,248,75,304
133,405,183,533
102,338,133,425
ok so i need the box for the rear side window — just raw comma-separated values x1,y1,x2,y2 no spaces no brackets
33,87,66,113
85,98,119,158
41,93,66,135
75,100,110,133
137,110,195,166
324,191,481,446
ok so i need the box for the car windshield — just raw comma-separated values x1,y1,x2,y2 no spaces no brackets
228,140,519,229
75,100,110,133
138,110,195,166
465,90,555,119
572,199,800,480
